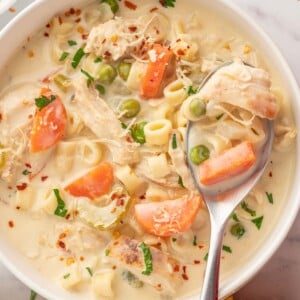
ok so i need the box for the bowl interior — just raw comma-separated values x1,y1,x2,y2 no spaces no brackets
0,0,299,299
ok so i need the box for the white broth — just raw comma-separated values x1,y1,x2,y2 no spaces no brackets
0,0,296,299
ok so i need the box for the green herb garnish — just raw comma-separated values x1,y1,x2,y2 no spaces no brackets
94,57,102,63
187,85,197,95
222,245,232,253
172,134,177,149
178,175,185,188
105,249,110,256
251,216,264,230
59,51,69,62
30,290,37,300
63,273,71,279
22,169,31,176
204,253,208,261
230,223,246,239
53,189,68,218
241,201,256,217
95,84,105,95
130,122,147,144
231,212,240,222
193,235,197,246
81,69,94,87
139,242,153,275
71,48,85,69
160,0,176,8
266,192,273,204
68,40,77,46
35,95,56,110
172,238,177,242
216,113,224,120
86,267,93,277
122,270,144,288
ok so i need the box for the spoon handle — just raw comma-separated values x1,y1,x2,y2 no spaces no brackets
200,221,225,300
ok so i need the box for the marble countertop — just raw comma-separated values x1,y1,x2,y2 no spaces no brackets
0,0,299,299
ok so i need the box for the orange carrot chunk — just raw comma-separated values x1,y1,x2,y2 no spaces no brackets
65,162,114,200
198,141,256,185
134,195,201,237
140,44,176,99
30,88,67,152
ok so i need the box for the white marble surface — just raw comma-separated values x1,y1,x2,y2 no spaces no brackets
0,0,299,299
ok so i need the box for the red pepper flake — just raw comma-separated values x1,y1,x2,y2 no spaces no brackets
16,183,28,191
177,49,185,56
65,213,71,220
7,186,13,190
198,245,204,249
80,256,85,261
139,194,146,200
128,26,137,32
157,284,162,289
65,11,71,17
269,171,273,177
82,34,89,40
194,260,201,265
150,7,158,13
57,240,66,249
41,176,48,182
104,50,112,57
58,16,63,25
182,265,187,274
116,198,125,206
16,206,21,210
75,18,81,23
182,274,189,281
0,113,2,122
28,114,33,119
59,233,67,239
46,23,51,28
27,50,35,58
44,32,49,37
176,38,181,43
9,7,16,13
113,241,119,246
25,163,32,169
75,9,81,16
112,265,117,270
70,8,75,15
124,1,137,10
173,264,180,272
102,38,107,44
8,220,14,228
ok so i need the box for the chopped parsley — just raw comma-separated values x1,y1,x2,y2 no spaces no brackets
86,267,93,277
241,201,256,217
230,223,246,239
59,51,69,62
81,69,94,87
266,192,273,204
53,189,68,218
30,290,37,300
105,249,110,256
71,48,85,69
204,253,208,262
193,235,197,246
94,57,102,63
95,84,106,95
172,237,177,242
122,270,144,288
139,242,153,275
130,122,147,144
216,113,224,120
68,40,77,46
63,273,71,279
222,245,232,253
159,0,176,8
35,94,56,110
231,212,240,222
22,169,31,176
187,85,198,95
172,134,177,149
178,175,185,188
251,216,264,230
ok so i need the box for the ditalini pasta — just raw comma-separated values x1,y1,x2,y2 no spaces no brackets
0,0,296,300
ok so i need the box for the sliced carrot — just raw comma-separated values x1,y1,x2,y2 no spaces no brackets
141,44,176,99
30,88,67,152
198,141,256,185
65,162,114,200
134,195,201,237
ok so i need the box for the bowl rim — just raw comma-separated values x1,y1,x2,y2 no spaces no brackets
0,0,299,299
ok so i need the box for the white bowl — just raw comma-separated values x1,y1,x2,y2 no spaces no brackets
0,0,299,299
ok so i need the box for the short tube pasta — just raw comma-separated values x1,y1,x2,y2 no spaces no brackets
164,79,188,106
144,119,172,145
78,140,103,167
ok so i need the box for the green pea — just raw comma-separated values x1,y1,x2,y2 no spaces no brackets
230,223,246,239
189,98,206,118
97,63,117,84
53,74,72,92
189,145,210,165
117,62,132,81
120,99,140,118
102,0,119,14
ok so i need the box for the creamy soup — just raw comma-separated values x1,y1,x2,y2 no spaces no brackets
0,0,296,299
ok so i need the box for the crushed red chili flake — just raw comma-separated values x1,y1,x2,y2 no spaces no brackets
75,9,81,16
41,176,48,182
75,18,81,23
25,163,32,169
57,240,66,249
150,7,158,13
124,0,137,10
104,50,112,57
82,34,89,40
65,11,71,17
116,198,125,206
9,7,16,13
8,220,14,228
173,264,180,272
80,256,85,261
58,16,63,25
128,26,137,32
16,183,28,191
16,206,21,210
59,233,67,239
46,23,51,28
7,186,13,190
112,265,117,270
0,113,2,122
269,171,273,177
182,274,189,281
70,7,75,14
157,284,162,289
177,49,185,56
194,260,201,265
44,32,49,37
65,213,71,220
198,245,204,249
182,265,187,274
139,194,146,200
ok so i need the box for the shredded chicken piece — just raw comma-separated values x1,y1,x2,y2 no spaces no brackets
72,77,140,165
168,130,196,191
85,14,168,61
105,235,182,293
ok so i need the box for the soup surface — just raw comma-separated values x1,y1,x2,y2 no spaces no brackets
0,0,296,299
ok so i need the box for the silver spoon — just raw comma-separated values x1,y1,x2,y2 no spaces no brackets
186,62,274,300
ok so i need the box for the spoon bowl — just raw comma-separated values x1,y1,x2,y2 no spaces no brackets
186,63,275,300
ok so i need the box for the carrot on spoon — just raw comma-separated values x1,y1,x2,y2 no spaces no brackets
134,195,201,237
141,44,176,99
30,88,67,152
65,162,114,200
198,141,256,186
